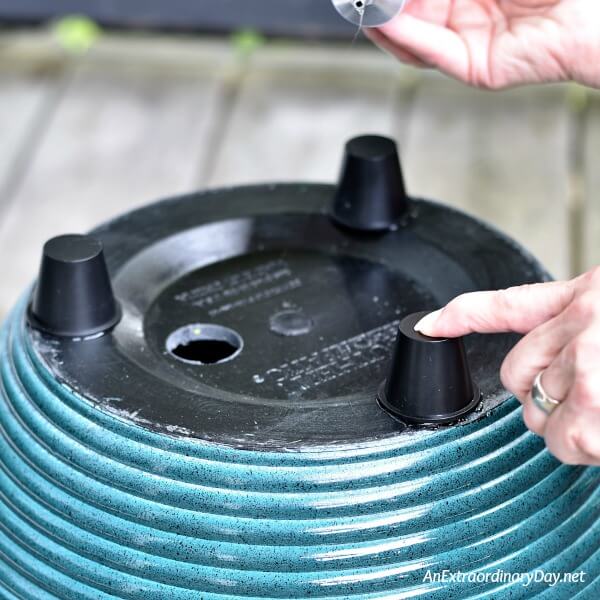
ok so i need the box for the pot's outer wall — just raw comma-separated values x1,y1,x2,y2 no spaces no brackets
0,184,598,598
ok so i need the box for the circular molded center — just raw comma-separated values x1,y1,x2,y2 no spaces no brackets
269,309,313,337
144,249,429,403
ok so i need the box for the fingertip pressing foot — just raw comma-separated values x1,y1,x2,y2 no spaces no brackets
414,309,443,336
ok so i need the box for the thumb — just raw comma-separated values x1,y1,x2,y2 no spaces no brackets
376,15,470,83
415,280,576,338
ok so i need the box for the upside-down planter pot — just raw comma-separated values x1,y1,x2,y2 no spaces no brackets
0,136,598,599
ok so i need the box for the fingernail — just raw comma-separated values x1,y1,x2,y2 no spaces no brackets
414,310,442,335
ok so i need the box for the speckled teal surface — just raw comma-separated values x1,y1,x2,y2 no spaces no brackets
0,299,598,599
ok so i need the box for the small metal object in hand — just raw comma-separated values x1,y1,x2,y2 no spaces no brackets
531,371,562,415
332,0,407,27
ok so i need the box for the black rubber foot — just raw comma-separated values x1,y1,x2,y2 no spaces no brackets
331,135,408,232
28,234,121,338
378,311,482,425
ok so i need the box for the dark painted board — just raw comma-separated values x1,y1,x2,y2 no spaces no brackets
0,0,356,38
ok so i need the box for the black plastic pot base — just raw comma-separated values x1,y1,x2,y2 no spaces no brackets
27,184,549,450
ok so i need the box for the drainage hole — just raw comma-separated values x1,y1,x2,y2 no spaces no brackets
166,324,243,365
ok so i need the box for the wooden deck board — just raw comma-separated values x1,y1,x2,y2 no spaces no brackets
402,79,571,280
208,45,415,186
0,54,232,317
0,68,57,212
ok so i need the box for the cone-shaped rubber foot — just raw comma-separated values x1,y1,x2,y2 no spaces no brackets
378,311,481,424
331,134,408,232
28,234,121,338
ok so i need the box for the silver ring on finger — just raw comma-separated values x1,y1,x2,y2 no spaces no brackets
531,370,562,415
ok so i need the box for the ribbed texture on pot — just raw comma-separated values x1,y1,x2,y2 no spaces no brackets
0,300,599,599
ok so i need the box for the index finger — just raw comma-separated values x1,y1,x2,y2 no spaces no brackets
415,281,576,337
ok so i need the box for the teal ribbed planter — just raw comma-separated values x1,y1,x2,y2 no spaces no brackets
0,180,598,598
1,300,599,598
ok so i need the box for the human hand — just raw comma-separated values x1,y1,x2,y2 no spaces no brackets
366,0,600,89
414,267,600,465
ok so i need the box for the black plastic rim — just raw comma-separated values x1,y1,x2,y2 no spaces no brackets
26,183,550,450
